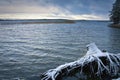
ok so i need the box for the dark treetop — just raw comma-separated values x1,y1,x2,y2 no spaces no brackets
110,0,120,24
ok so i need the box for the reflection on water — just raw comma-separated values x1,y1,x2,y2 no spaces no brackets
109,28,120,53
0,21,120,80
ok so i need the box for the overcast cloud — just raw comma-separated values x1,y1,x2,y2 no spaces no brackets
0,0,114,20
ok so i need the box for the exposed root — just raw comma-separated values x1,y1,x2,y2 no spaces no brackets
41,43,120,80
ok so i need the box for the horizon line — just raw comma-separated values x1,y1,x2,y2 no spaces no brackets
0,18,109,21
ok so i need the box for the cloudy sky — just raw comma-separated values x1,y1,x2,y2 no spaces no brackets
0,0,114,20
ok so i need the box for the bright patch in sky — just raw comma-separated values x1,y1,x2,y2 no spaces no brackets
0,0,114,20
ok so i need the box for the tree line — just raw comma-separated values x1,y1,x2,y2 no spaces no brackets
110,0,120,24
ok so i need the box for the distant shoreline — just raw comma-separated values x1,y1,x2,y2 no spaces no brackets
0,19,75,24
0,19,109,24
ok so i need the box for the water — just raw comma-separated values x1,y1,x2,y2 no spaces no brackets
0,20,120,80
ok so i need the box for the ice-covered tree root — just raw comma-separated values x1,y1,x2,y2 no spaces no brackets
41,43,120,80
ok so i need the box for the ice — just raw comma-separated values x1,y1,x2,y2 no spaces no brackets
41,43,120,80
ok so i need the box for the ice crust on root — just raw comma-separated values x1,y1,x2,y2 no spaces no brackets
41,43,120,80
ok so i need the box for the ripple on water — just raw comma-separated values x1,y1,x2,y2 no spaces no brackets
0,21,120,80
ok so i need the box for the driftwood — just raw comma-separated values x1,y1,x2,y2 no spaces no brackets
41,43,120,80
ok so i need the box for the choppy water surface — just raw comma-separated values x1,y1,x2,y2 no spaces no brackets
0,21,120,80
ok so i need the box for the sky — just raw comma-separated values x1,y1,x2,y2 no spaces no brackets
0,0,115,20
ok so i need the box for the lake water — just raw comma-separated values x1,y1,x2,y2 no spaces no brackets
0,21,120,80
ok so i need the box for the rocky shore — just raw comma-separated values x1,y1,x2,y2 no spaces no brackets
109,24,120,28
